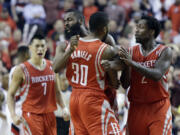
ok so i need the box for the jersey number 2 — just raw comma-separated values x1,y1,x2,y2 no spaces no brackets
141,76,147,84
71,63,88,86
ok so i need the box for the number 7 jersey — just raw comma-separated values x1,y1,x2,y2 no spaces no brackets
66,38,108,92
128,44,170,103
19,59,57,113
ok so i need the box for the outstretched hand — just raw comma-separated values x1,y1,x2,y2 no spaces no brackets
70,35,80,52
119,47,133,66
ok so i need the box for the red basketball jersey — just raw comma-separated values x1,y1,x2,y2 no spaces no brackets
66,38,108,91
128,44,169,103
20,59,57,113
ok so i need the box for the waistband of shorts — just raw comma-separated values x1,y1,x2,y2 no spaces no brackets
72,88,105,94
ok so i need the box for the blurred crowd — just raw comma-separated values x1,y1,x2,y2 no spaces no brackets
0,0,180,134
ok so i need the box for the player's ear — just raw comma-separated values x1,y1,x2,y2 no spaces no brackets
103,26,108,34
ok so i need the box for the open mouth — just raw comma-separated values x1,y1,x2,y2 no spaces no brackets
37,53,43,56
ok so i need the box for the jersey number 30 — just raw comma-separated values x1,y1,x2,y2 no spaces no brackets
71,63,88,86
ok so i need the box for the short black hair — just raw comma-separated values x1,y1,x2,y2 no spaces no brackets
29,30,45,44
17,46,29,57
141,15,161,38
66,9,85,24
89,12,109,32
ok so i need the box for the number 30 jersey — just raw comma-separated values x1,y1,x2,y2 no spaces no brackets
128,44,170,103
19,59,57,113
66,38,108,92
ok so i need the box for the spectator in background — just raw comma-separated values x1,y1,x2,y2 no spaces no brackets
104,0,126,33
118,0,135,10
108,20,119,42
44,0,59,33
168,0,180,33
0,25,12,69
95,0,107,11
83,0,98,26
0,60,8,77
58,0,74,20
0,0,4,12
129,2,143,22
122,20,136,46
9,29,22,57
159,20,178,44
10,0,29,31
47,19,65,59
48,19,65,43
139,0,153,15
149,0,174,25
0,22,11,40
0,7,16,31
23,0,46,31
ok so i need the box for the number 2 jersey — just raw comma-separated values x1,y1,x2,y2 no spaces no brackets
128,44,170,103
19,59,57,113
66,38,108,91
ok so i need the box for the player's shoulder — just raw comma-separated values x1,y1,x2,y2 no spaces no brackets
104,34,116,47
159,44,172,58
12,64,24,78
44,59,55,71
101,43,118,60
9,66,17,74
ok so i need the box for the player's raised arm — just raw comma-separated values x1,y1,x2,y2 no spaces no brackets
7,65,24,125
53,35,79,73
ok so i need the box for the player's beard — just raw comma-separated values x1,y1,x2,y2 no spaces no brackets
65,23,82,40
136,37,149,45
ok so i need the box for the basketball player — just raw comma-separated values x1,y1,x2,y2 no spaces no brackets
54,11,123,135
53,8,118,113
7,46,30,135
53,9,116,72
7,33,70,135
102,15,173,135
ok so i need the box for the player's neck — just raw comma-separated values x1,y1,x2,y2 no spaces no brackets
80,25,89,37
141,39,156,51
30,58,44,67
84,33,102,40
